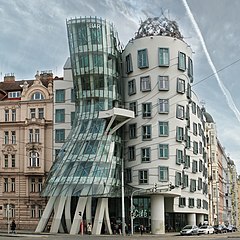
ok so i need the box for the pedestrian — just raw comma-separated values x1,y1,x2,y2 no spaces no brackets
139,224,144,235
10,219,16,234
87,223,92,235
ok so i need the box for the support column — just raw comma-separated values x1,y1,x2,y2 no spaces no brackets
86,197,92,225
151,195,165,234
187,213,196,226
196,214,204,226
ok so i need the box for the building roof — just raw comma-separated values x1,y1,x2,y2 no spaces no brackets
202,107,214,123
63,57,72,69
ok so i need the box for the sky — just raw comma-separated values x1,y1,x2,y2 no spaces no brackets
1,0,240,173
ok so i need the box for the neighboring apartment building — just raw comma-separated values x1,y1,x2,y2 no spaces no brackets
0,72,53,230
53,58,75,161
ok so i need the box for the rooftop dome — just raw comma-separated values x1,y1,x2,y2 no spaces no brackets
135,16,183,40
202,107,214,123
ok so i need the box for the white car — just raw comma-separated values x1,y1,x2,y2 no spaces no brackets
198,225,214,234
180,225,199,235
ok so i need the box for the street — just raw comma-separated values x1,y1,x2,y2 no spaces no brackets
0,232,240,240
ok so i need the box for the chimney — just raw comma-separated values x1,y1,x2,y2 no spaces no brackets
4,73,15,83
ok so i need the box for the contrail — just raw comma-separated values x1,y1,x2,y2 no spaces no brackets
182,0,240,122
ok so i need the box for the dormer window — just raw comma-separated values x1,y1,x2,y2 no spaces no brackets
31,92,44,100
8,91,21,98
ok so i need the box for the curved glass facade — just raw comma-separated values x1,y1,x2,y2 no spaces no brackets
42,17,123,197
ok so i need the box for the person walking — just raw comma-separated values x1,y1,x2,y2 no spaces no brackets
139,225,144,235
10,219,16,234
87,223,92,235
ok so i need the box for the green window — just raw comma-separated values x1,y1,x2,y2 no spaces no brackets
159,121,169,136
55,129,65,143
55,89,65,103
176,149,183,164
139,170,148,184
159,166,169,181
178,52,186,71
55,109,65,123
188,57,193,83
159,48,169,66
126,54,133,74
93,54,103,67
176,127,184,142
79,54,89,68
175,172,181,187
128,79,136,95
138,49,148,68
159,144,169,159
90,27,102,44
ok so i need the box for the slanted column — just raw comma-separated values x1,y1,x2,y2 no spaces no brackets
187,213,196,226
151,195,165,234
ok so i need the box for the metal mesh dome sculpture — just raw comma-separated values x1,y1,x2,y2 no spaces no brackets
135,16,183,40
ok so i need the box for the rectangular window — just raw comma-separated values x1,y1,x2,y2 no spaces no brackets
79,54,89,68
193,122,198,135
8,91,21,98
176,149,183,164
11,131,16,144
138,49,148,68
189,198,195,208
55,129,65,143
176,127,184,142
178,52,186,71
31,178,36,192
192,160,198,173
55,109,65,123
128,146,135,161
188,57,193,83
139,170,148,184
29,129,33,143
158,48,169,66
193,141,198,155
184,155,190,169
126,54,133,74
142,103,152,118
140,76,151,91
159,144,169,159
71,112,75,126
141,147,151,162
199,141,203,154
129,124,137,139
159,121,169,136
93,54,103,67
192,102,196,114
31,205,36,218
4,155,8,168
12,109,16,122
4,131,9,144
38,108,44,119
199,160,203,172
125,168,132,183
55,89,65,103
38,178,43,192
177,78,185,93
81,76,91,90
159,99,169,113
129,101,138,116
128,79,136,95
183,174,189,188
187,83,191,99
11,178,15,192
90,27,102,44
4,178,8,192
30,108,36,119
71,88,76,102
179,197,186,207
197,199,201,208
176,105,184,119
84,140,99,154
190,179,196,192
158,76,169,91
35,129,40,142
198,178,202,190
5,109,9,122
186,135,191,149
175,172,181,187
11,155,15,168
159,166,169,181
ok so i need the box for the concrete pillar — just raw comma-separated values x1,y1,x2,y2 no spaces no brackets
196,214,204,226
187,213,196,225
151,195,165,234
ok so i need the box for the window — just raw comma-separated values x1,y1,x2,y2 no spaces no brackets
11,178,15,192
71,112,75,126
176,127,184,142
11,155,15,168
8,91,21,98
159,99,169,113
38,178,43,192
192,160,198,173
129,124,137,139
11,131,16,144
159,48,169,66
176,105,184,119
159,166,169,181
142,103,151,118
4,131,9,144
176,149,183,164
183,174,189,188
178,52,186,71
5,109,9,121
184,155,190,168
159,144,169,159
139,170,148,184
35,129,40,142
55,109,65,123
90,27,102,44
83,140,99,154
93,54,103,67
81,76,91,90
128,79,136,95
30,108,36,118
199,160,203,172
31,205,36,218
141,147,151,162
179,197,186,207
38,206,43,218
4,204,15,218
125,168,132,183
55,129,65,143
188,198,194,208
190,179,196,192
31,178,36,192
140,76,151,91
192,102,196,114
193,122,197,135
79,54,89,68
71,88,76,102
187,83,191,99
128,146,135,161
4,155,8,168
197,199,201,208
198,178,202,190
159,121,169,136
129,101,138,116
198,123,202,136
55,89,65,103
94,75,104,90
126,54,133,74
77,24,88,45
55,149,60,160
186,135,191,149
29,129,33,142
193,141,198,154
199,141,203,154
138,49,148,68
158,76,169,91
175,172,181,187
177,78,185,93
29,151,40,167
31,92,44,100
12,109,16,122
4,178,8,192
188,57,193,83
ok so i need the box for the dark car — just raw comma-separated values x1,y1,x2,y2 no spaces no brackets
180,225,199,235
213,224,228,234
227,225,237,232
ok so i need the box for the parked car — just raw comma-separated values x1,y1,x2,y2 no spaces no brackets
213,224,228,233
198,225,214,234
227,225,237,232
180,225,199,235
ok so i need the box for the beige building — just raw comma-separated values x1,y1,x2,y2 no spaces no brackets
0,71,53,230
